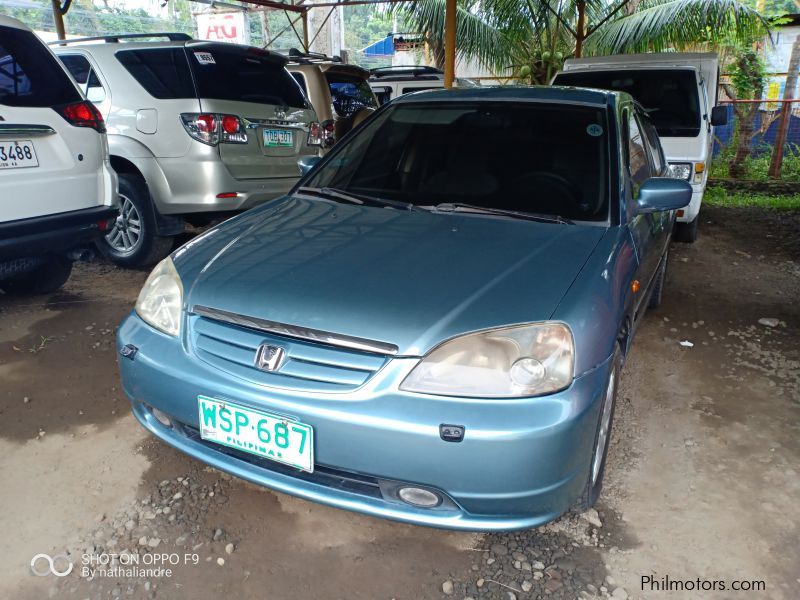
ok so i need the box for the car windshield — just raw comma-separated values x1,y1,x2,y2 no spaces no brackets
554,69,701,137
326,73,377,117
304,101,609,222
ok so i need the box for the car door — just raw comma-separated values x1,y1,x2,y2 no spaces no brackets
638,110,674,258
624,108,661,306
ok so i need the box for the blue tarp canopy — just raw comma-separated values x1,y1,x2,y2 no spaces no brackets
362,35,394,57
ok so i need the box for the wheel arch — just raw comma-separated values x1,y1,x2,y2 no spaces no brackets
108,157,183,237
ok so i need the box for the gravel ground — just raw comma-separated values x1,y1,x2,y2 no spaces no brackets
1,205,798,600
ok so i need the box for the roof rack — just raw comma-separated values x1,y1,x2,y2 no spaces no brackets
282,47,342,64
49,32,192,46
369,65,443,78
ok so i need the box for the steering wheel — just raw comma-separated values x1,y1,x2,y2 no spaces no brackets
515,171,584,210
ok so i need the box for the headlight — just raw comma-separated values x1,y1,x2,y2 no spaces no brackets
135,257,183,336
400,322,574,398
669,162,692,181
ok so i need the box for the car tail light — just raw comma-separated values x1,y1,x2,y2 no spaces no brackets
55,101,106,133
220,115,247,144
307,121,322,146
221,115,239,134
180,113,247,146
321,119,336,147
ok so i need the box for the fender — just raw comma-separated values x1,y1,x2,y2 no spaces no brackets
550,226,639,376
107,135,184,236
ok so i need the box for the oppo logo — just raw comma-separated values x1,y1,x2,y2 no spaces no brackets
30,553,73,577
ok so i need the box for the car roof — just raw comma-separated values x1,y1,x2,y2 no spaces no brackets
0,14,32,31
287,62,369,78
369,65,444,81
49,36,288,64
392,85,621,107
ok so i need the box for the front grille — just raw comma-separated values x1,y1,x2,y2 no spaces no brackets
190,315,389,392
178,421,383,499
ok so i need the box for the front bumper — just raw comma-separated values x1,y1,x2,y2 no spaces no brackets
677,189,703,223
118,312,611,531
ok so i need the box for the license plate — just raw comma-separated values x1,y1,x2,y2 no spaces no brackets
263,129,293,147
197,395,314,472
0,140,38,169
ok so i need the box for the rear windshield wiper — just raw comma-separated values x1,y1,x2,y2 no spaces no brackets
432,203,574,225
296,186,415,211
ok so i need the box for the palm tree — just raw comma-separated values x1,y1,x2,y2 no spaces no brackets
389,0,514,72
391,0,769,78
584,0,770,55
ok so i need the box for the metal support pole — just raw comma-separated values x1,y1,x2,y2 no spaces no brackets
301,9,310,52
443,0,456,89
51,0,66,40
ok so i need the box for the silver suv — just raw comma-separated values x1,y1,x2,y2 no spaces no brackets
52,34,321,267
284,50,377,151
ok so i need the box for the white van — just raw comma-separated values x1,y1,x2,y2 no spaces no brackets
553,53,727,242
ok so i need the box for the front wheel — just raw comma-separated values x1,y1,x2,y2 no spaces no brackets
0,257,72,295
98,173,174,268
577,347,621,511
673,215,699,243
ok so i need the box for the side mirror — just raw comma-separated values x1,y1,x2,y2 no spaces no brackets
710,105,728,127
297,154,322,176
636,177,692,214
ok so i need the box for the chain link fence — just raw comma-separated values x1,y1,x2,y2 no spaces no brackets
711,91,800,180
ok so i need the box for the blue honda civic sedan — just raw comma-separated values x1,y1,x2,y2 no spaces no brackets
117,86,690,531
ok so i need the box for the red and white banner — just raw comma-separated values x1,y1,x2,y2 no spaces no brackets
195,12,250,45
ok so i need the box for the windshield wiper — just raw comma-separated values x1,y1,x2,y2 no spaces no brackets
433,203,574,225
296,186,415,211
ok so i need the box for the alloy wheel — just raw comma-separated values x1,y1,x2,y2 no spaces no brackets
105,193,142,254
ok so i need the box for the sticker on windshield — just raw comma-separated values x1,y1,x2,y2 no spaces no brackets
586,124,603,137
193,52,216,65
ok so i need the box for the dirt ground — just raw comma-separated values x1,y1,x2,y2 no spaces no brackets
1,206,798,600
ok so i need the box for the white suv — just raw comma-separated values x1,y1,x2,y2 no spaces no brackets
0,15,118,294
368,66,479,105
53,35,321,267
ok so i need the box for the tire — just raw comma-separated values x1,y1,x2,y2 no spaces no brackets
0,256,72,295
648,247,669,309
576,346,621,512
673,215,699,243
98,173,174,268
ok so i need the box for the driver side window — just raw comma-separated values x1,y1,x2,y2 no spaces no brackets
627,113,651,199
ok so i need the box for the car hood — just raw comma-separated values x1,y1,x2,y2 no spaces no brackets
185,196,606,356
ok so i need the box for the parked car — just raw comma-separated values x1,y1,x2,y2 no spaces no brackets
52,34,322,268
283,49,378,151
0,15,118,295
368,65,479,104
553,52,727,242
117,86,690,531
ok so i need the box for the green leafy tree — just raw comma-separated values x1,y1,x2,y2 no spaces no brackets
392,0,769,77
722,46,768,178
